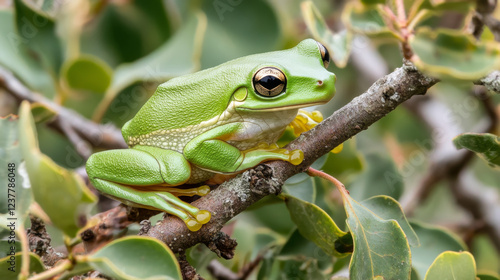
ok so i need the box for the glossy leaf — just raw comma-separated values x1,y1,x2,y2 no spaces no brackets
284,195,350,257
0,252,44,278
0,10,55,97
0,115,31,222
424,251,476,280
342,190,411,279
93,12,207,121
62,55,113,93
453,133,500,168
360,195,420,247
14,0,63,73
18,102,97,237
342,3,402,41
410,28,500,80
410,221,466,278
301,1,352,68
79,236,182,280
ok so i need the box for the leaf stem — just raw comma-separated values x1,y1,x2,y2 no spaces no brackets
407,10,429,32
27,259,72,280
306,167,349,196
18,223,30,280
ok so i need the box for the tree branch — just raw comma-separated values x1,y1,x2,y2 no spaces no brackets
83,63,436,254
0,67,127,159
475,70,500,94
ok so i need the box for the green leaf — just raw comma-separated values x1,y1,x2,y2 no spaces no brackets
0,115,32,222
284,195,350,257
478,274,500,280
301,1,352,68
283,175,316,203
94,12,207,121
0,240,21,258
0,252,44,278
414,0,475,13
18,101,97,237
201,0,280,68
349,153,404,201
424,251,476,280
228,220,280,270
80,236,182,280
30,102,57,123
472,234,500,275
342,3,402,41
342,191,411,279
321,139,364,180
410,221,466,278
360,195,420,247
14,0,63,74
80,0,173,66
360,0,386,4
410,28,500,80
453,133,500,168
62,55,113,93
0,10,55,97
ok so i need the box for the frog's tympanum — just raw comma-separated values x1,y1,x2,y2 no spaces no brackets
86,39,336,231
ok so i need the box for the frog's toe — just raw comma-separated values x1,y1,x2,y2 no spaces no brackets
196,210,211,224
185,218,202,232
197,185,211,196
289,149,304,165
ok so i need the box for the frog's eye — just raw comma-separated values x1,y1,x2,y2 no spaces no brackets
253,67,287,97
316,42,330,68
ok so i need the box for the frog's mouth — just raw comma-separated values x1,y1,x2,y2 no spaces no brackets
238,101,328,112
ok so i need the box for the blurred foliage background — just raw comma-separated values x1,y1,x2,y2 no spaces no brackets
0,0,500,279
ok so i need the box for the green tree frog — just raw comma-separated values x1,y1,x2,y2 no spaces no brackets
86,39,336,231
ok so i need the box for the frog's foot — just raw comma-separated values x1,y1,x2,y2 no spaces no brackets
289,109,324,136
149,192,211,231
235,144,304,171
86,148,211,231
163,185,211,197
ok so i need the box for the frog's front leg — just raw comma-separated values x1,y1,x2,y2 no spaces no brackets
86,146,210,231
184,123,304,173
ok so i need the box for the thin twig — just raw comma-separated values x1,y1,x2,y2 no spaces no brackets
18,223,30,280
207,251,266,280
0,67,127,158
401,89,495,216
27,259,72,280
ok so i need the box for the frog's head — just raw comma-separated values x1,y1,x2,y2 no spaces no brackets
233,39,336,112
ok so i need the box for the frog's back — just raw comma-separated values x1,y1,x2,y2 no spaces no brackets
122,63,249,140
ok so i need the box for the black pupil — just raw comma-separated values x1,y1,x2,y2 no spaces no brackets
323,47,330,63
259,75,282,90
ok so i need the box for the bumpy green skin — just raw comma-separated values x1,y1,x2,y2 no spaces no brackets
86,39,336,230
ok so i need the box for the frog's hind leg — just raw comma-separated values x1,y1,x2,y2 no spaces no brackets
86,146,211,231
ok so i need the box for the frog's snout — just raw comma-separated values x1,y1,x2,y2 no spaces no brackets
316,72,336,92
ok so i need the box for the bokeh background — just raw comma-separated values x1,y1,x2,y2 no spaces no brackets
0,0,499,279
